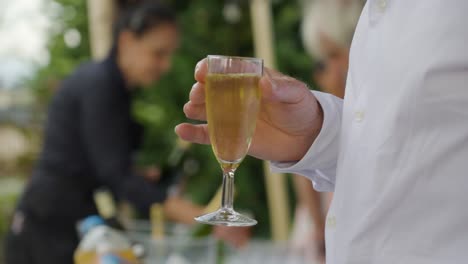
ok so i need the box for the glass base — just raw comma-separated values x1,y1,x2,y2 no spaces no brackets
195,208,257,227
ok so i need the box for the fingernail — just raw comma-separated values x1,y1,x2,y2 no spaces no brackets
263,69,277,91
195,61,202,73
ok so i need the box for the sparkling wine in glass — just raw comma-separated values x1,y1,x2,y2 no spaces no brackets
194,55,263,226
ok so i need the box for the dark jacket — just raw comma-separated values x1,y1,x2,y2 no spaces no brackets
18,55,167,230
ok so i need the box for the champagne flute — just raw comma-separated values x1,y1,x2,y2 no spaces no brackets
195,55,263,226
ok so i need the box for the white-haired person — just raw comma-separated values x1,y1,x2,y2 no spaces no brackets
302,0,364,97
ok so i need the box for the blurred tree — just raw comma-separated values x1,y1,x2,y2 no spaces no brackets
29,0,313,238
30,0,91,105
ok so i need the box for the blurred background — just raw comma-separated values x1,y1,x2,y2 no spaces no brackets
0,0,363,263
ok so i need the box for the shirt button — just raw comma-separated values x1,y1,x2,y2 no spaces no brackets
326,215,337,228
378,0,387,11
355,111,365,122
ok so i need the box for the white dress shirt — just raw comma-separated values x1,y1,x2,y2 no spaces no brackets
272,0,468,263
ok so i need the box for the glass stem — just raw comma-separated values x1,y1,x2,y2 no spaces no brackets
221,169,235,211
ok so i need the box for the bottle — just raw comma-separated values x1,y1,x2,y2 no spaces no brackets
74,215,139,264
150,203,165,239
94,188,126,230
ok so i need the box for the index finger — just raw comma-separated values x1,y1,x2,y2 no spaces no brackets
194,58,208,83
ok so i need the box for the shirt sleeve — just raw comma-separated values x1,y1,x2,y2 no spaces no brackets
79,78,167,211
270,91,343,192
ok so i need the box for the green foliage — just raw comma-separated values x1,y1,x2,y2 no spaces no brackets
274,2,314,82
29,0,313,239
30,0,90,104
0,178,24,240
0,193,19,236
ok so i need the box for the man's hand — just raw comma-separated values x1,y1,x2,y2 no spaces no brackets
175,59,323,162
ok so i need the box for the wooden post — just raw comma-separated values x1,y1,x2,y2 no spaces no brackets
250,0,290,242
87,0,116,60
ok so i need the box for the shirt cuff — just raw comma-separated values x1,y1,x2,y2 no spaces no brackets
270,91,343,191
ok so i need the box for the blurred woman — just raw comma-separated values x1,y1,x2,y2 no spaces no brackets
3,2,201,264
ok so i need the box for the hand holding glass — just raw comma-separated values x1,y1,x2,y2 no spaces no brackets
194,55,263,226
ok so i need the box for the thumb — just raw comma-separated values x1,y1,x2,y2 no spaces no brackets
260,68,310,104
